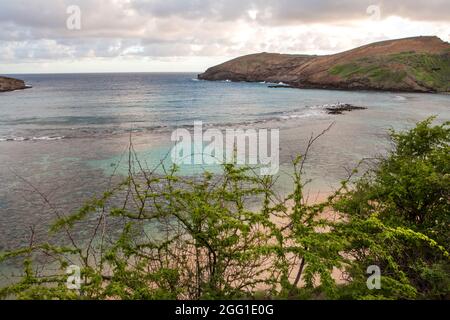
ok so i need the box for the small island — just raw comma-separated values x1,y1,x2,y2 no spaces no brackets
0,76,28,92
199,36,450,93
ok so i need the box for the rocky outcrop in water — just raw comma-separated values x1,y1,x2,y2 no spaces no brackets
0,76,27,92
325,104,367,115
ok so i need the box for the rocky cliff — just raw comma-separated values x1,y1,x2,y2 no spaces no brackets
0,76,27,92
199,36,450,93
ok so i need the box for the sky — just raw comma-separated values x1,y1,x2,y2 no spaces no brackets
0,0,449,74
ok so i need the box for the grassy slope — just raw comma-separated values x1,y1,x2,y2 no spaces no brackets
329,51,450,92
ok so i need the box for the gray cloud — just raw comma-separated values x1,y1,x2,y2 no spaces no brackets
132,0,450,23
0,0,448,65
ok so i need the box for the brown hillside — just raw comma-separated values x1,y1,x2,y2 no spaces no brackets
199,36,450,93
0,76,27,92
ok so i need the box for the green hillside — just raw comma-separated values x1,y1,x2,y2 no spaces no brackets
330,52,450,92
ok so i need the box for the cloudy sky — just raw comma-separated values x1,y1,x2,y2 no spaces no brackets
1,0,449,73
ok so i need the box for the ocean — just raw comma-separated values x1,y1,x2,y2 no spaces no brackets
0,72,449,250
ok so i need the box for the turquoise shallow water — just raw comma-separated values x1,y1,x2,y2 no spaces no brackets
0,73,449,251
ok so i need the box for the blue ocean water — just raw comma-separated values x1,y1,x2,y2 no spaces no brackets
0,73,449,250
2,72,448,141
0,73,315,140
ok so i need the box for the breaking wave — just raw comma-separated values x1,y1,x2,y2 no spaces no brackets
0,103,345,143
0,136,65,142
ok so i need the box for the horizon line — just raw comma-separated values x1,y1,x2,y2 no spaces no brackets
2,71,204,76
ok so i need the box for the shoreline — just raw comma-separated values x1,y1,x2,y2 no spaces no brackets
208,78,446,94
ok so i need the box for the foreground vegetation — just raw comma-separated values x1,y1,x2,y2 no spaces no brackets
1,118,448,300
